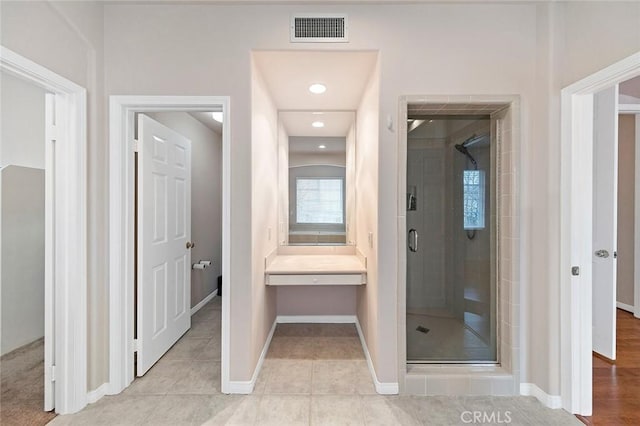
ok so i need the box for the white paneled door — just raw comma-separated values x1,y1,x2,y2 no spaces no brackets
137,114,192,375
592,85,618,361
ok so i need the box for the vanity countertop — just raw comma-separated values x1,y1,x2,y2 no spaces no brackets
265,254,366,275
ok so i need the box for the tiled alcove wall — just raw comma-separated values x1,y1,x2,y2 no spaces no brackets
399,96,520,396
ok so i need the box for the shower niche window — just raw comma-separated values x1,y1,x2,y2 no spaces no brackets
406,114,498,363
463,170,485,230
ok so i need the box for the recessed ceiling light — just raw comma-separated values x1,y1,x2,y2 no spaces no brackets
211,112,223,123
312,121,325,128
318,145,327,149
312,112,324,115
309,83,327,94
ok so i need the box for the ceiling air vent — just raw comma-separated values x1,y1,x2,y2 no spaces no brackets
290,14,348,43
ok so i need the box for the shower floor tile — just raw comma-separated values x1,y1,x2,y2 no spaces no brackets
407,313,494,362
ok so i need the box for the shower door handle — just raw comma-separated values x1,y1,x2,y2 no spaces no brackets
408,229,418,252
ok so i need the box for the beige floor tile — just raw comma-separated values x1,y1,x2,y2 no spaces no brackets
312,360,358,395
266,337,319,360
197,337,221,361
311,395,364,426
360,396,420,426
143,394,211,425
264,360,312,395
214,395,260,426
257,395,310,426
163,337,210,361
125,359,189,395
194,394,245,425
89,394,164,425
314,337,365,360
171,360,221,394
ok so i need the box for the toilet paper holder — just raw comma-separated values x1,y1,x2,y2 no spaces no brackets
192,260,212,270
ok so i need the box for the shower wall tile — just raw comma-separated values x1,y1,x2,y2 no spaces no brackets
404,375,426,395
425,377,448,395
492,377,516,395
468,377,493,395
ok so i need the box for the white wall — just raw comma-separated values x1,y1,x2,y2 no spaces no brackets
1,166,45,355
145,112,223,308
0,73,46,169
617,115,635,306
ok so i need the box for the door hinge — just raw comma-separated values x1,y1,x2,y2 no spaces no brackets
50,365,57,382
571,266,580,276
133,139,140,152
133,339,139,352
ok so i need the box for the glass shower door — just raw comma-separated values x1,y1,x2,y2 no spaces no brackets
406,117,497,363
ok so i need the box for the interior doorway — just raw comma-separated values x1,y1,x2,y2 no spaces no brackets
108,96,231,396
0,47,88,415
405,114,497,364
133,111,222,380
560,50,640,416
397,96,521,396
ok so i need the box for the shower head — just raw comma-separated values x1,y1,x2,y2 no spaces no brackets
454,143,478,169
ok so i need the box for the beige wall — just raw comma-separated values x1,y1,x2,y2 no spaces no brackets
250,58,278,378
356,59,381,377
277,287,356,316
0,0,106,389
617,115,636,306
145,112,223,308
3,0,640,396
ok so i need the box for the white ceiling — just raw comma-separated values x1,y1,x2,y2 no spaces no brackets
253,51,378,110
188,111,223,134
280,111,354,137
620,75,640,99
289,136,345,155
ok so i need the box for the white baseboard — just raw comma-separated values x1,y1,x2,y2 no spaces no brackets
87,382,110,404
191,290,218,316
227,317,277,394
616,301,635,313
520,383,562,409
276,315,357,323
354,318,399,395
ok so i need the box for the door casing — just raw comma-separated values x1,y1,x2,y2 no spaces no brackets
560,50,640,416
0,46,88,414
108,96,231,396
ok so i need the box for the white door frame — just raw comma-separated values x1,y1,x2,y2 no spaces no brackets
560,50,640,416
616,106,640,319
0,46,88,414
108,96,231,395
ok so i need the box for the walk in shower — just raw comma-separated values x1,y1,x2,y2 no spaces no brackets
406,115,497,363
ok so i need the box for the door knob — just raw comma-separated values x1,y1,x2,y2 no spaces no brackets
186,241,195,249
595,249,609,258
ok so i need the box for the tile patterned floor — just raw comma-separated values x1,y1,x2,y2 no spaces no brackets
47,297,580,425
